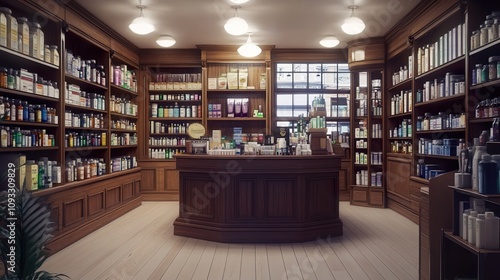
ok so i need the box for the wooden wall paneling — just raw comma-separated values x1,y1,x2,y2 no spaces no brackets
369,189,384,206
140,49,202,66
180,176,217,220
347,38,385,70
50,205,61,233
352,187,368,203
339,159,351,201
87,190,105,218
105,185,122,210
199,45,274,62
271,49,349,62
139,169,156,191
62,196,86,228
305,175,336,219
22,0,64,20
165,170,180,191
263,178,296,220
110,39,140,66
386,155,411,198
134,179,141,196
228,177,258,221
122,181,134,201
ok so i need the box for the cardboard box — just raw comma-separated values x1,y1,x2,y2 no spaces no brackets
208,78,217,89
227,72,238,89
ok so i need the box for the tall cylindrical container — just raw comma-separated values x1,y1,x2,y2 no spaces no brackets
476,214,485,249
479,154,498,194
472,146,487,191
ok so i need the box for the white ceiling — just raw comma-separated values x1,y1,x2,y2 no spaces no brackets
73,0,421,49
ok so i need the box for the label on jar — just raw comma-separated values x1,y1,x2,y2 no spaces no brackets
0,13,7,47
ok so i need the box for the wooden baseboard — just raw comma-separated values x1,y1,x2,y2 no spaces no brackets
141,193,179,201
387,198,419,224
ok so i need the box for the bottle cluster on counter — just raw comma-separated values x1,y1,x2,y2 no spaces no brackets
417,22,465,76
416,112,466,131
391,56,413,86
0,127,55,148
110,156,137,173
110,95,137,116
389,119,412,138
20,156,62,190
65,49,106,86
150,92,201,101
472,56,500,85
0,97,58,123
150,122,188,134
150,102,201,118
470,11,500,50
65,111,104,129
110,133,137,146
390,141,412,154
415,73,465,104
65,132,105,148
149,137,186,147
390,90,412,115
149,148,184,159
66,158,106,182
65,83,106,109
0,7,59,65
111,65,137,92
149,73,202,90
0,66,59,97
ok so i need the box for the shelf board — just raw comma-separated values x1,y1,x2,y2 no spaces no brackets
110,129,137,133
110,112,138,120
207,89,266,93
0,146,59,152
410,176,429,184
65,103,107,113
150,133,188,136
415,153,458,160
65,126,107,131
388,137,412,140
414,55,465,81
65,75,108,90
149,145,186,148
469,117,495,124
469,38,500,56
110,84,139,96
387,79,412,92
448,186,500,200
144,158,175,162
387,112,412,119
0,46,59,70
150,117,202,121
354,164,368,166
149,89,202,93
327,117,350,121
443,231,500,255
149,99,202,103
354,116,368,119
351,184,369,188
1,121,59,128
414,93,465,107
387,152,412,159
65,146,107,152
0,88,59,102
414,128,465,134
110,145,138,149
470,79,500,90
355,147,368,149
207,117,266,121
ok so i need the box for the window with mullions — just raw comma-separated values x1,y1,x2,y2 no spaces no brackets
274,62,351,138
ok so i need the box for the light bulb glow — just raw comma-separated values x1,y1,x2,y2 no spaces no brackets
230,0,250,4
156,35,176,47
238,35,262,57
224,16,248,36
341,16,365,35
319,36,340,48
129,16,155,35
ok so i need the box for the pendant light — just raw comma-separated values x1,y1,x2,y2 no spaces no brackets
129,3,155,35
341,5,365,35
224,6,248,36
230,0,250,4
156,35,176,47
319,36,340,48
238,33,261,57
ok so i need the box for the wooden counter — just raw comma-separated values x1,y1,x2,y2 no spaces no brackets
173,155,343,243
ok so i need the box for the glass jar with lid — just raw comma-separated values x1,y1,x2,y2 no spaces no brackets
28,22,41,59
490,18,499,42
489,56,500,80
17,17,29,55
0,7,18,51
480,24,488,46
50,45,59,66
471,30,480,50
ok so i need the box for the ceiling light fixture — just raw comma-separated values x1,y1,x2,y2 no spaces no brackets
224,6,249,36
129,4,155,35
238,33,261,57
319,36,340,48
341,5,365,35
156,35,176,47
229,0,250,4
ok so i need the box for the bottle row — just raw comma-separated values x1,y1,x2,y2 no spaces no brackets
371,124,382,139
110,95,138,116
110,156,137,173
65,49,106,86
355,152,383,165
1,97,58,124
389,119,412,138
111,119,136,131
151,103,201,118
472,57,500,85
150,122,189,134
149,73,202,91
149,93,201,101
462,208,499,250
416,160,447,180
391,56,413,86
389,90,413,116
390,141,413,154
65,83,106,110
475,98,500,119
0,127,55,148
416,73,465,104
354,170,383,187
417,138,460,157
111,65,137,92
0,67,59,98
415,113,466,131
149,137,186,147
416,22,465,76
22,157,62,191
470,11,500,50
110,133,137,146
0,7,58,64
65,132,106,148
309,116,326,129
65,158,106,183
64,111,105,129
149,148,184,159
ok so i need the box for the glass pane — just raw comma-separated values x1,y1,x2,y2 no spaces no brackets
338,64,349,71
309,64,322,72
276,94,293,117
338,72,351,90
323,64,337,72
293,63,308,72
308,73,322,89
277,63,293,72
293,73,307,89
276,121,293,127
293,94,308,116
322,73,337,89
276,72,293,88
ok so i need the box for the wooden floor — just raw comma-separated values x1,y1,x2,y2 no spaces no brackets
41,201,419,280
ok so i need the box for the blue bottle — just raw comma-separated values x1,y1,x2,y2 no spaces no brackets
479,154,499,194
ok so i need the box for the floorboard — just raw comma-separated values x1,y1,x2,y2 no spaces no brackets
40,201,419,280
